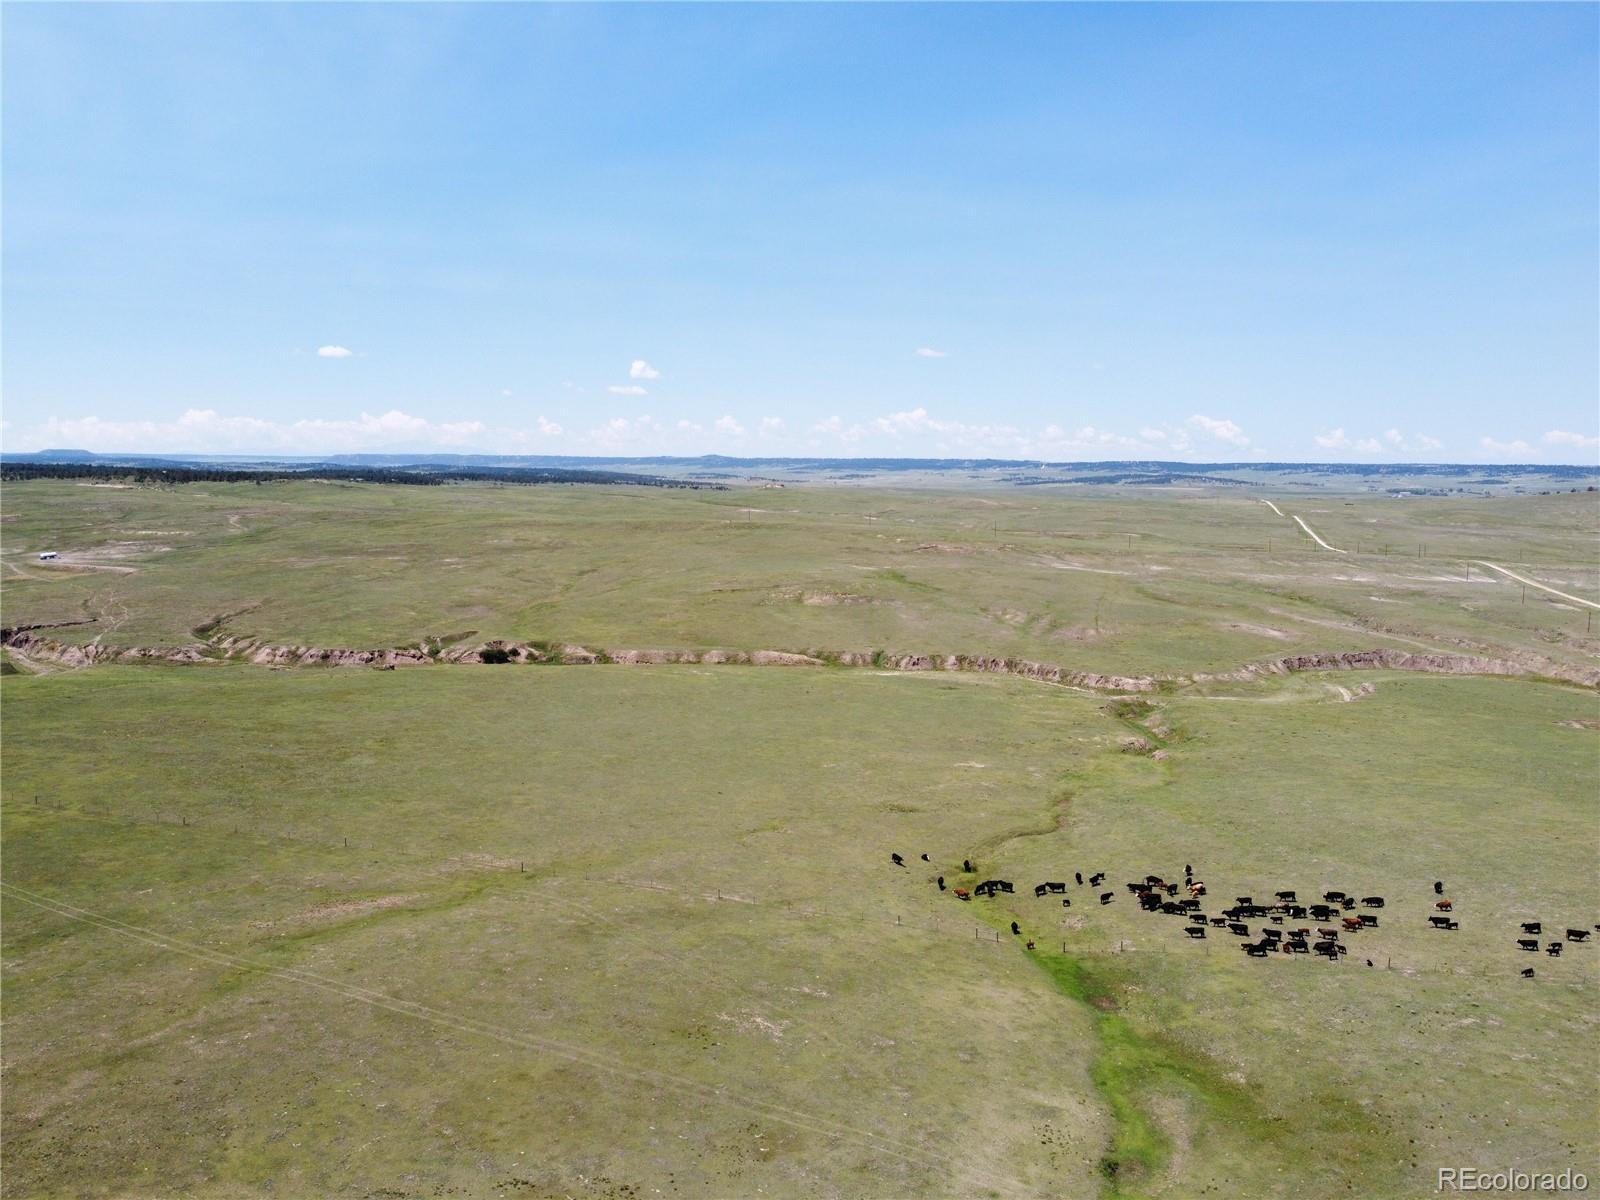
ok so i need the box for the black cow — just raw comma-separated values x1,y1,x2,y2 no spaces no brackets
1089,872,1106,886
1324,890,1347,902
964,859,974,873
1285,904,1307,919
1546,942,1563,957
1275,890,1296,902
920,853,929,862
1434,880,1444,895
1061,897,1071,908
1098,891,1114,905
997,881,1014,894
1185,863,1193,874
1313,941,1340,958
937,876,946,891
1359,913,1378,928
1010,921,1020,936
891,853,905,867
1046,882,1067,894
1145,875,1164,886
1428,915,1456,929
1210,916,1227,927
1521,967,1535,979
1518,939,1539,951
1521,922,1542,935
1185,925,1207,939
1075,872,1083,886
1243,942,1270,957
1140,893,1163,911
1309,905,1334,921
1261,928,1282,942
1567,929,1591,942
1361,896,1385,908
1268,914,1284,924
1236,896,1253,906
1287,939,1310,954
1228,922,1249,936
1035,883,1050,898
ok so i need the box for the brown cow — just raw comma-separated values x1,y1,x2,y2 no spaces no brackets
1435,899,1453,912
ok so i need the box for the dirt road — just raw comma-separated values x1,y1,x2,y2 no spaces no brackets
1471,561,1600,611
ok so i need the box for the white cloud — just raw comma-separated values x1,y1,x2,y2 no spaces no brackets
1543,430,1599,451
629,359,661,381
7,408,489,455
1416,435,1443,451
914,347,948,358
316,345,355,359
714,415,745,436
1480,436,1534,457
608,384,648,397
536,416,562,437
1318,428,1395,454
501,389,513,398
1186,414,1249,447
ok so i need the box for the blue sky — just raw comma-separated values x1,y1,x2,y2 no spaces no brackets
3,3,1596,461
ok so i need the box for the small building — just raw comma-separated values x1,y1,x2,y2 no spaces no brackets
37,551,59,561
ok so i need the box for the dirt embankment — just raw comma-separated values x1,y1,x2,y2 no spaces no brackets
4,628,1595,690
1192,648,1599,689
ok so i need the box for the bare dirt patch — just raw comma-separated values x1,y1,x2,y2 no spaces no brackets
252,893,421,930
1219,621,1292,641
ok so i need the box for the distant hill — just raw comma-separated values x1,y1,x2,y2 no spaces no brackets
2,449,1595,492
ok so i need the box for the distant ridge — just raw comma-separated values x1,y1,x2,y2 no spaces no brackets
2,449,1596,476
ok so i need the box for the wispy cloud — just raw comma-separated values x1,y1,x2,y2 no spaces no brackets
798,407,1254,460
914,347,948,358
607,384,648,397
1543,429,1599,451
629,359,661,380
1186,414,1249,448
8,408,496,455
1480,435,1534,457
316,345,355,359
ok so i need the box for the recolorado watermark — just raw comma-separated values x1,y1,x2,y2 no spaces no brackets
1439,1167,1589,1192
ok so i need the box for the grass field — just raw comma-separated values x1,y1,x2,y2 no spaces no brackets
2,480,1596,679
2,481,1597,1199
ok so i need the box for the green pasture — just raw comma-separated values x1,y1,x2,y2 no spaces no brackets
2,480,1595,680
3,664,1595,1198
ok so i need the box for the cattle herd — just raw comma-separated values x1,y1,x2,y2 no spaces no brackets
893,854,1599,977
